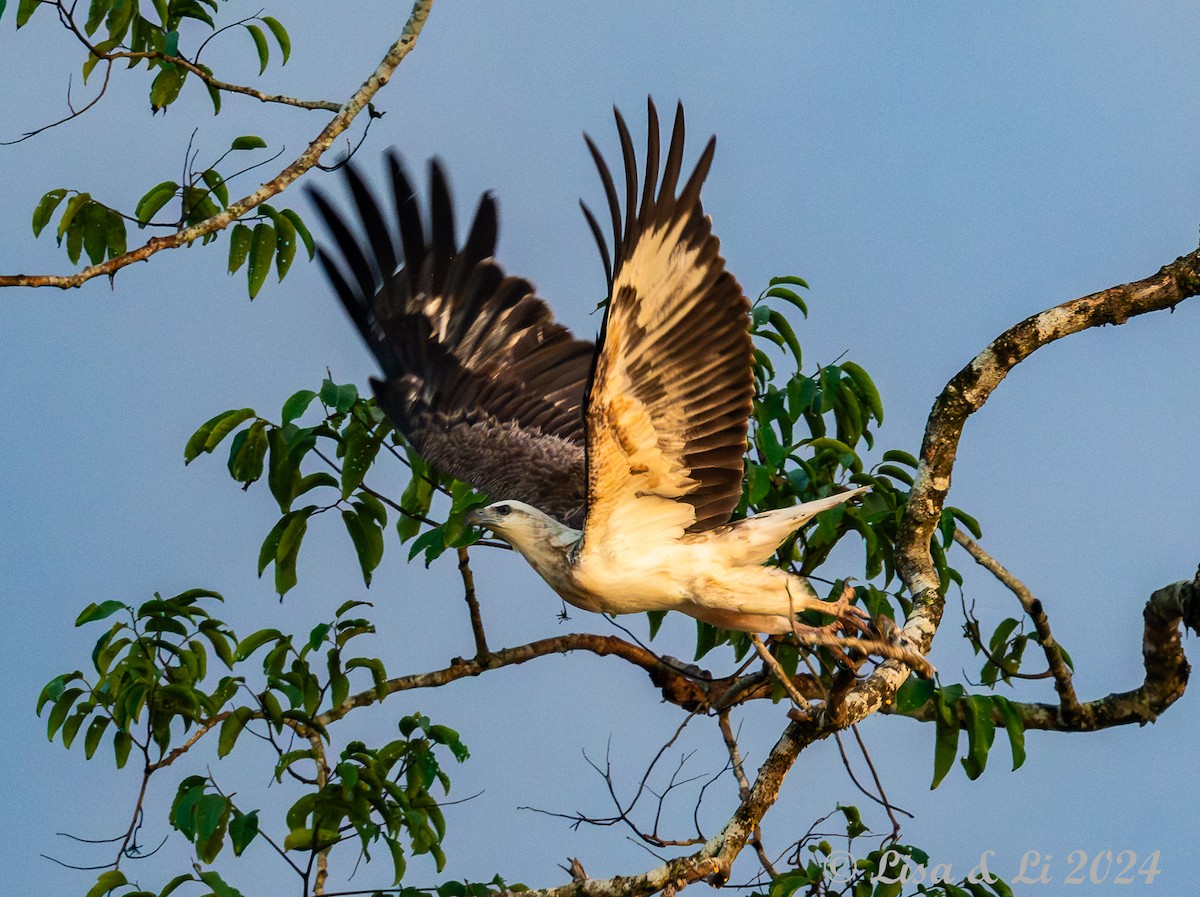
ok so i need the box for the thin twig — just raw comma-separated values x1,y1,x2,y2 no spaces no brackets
952,527,1082,721
457,547,490,658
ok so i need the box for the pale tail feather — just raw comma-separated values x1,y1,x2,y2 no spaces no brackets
719,487,869,566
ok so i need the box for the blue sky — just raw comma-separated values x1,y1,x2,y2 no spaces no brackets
2,2,1198,893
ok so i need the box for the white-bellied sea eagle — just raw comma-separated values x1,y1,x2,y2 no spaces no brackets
312,100,868,636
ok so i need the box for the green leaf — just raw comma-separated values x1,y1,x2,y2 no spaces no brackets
202,408,256,454
158,874,195,897
244,23,269,73
149,65,187,110
279,208,315,259
881,448,918,468
275,506,314,594
229,420,269,485
387,837,408,885
15,0,40,28
218,706,254,758
113,729,132,768
105,209,127,259
766,309,803,366
196,871,242,897
136,181,179,226
57,192,93,242
841,361,884,424
105,0,135,40
247,222,275,299
950,505,983,539
229,809,259,856
931,690,959,789
235,628,284,661
224,222,253,275
273,210,297,280
230,134,267,151
746,463,771,505
83,715,110,758
86,870,128,897
341,418,383,498
893,676,933,713
993,696,1026,771
201,168,229,208
47,688,84,740
319,378,359,414
194,793,229,840
342,510,384,587
959,695,995,779
31,189,68,237
280,389,317,423
260,16,290,63
756,422,785,468
75,600,127,626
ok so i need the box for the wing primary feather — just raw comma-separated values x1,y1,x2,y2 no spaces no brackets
657,101,687,213
427,159,456,294
315,245,375,351
309,187,379,309
613,105,639,253
344,163,397,278
579,200,614,292
638,97,660,227
583,134,622,273
387,151,425,276
676,135,716,217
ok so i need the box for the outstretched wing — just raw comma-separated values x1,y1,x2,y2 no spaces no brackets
580,100,753,556
311,153,595,527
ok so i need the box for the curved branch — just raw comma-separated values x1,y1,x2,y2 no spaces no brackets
833,247,1200,729
890,570,1197,731
316,634,749,726
0,0,432,290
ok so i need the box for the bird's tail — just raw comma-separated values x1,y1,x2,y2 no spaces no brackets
719,487,869,566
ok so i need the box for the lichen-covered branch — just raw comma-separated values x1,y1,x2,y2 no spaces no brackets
0,0,433,290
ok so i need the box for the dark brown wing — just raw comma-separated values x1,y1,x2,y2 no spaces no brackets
580,100,753,547
310,153,595,527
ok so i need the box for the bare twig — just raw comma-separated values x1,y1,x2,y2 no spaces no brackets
457,547,490,658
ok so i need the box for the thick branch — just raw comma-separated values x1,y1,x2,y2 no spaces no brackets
0,0,432,290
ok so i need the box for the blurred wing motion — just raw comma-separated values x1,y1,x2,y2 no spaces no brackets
310,154,594,527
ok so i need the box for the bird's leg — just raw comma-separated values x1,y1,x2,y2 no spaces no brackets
795,582,871,636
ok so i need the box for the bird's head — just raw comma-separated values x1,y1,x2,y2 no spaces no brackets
466,500,577,557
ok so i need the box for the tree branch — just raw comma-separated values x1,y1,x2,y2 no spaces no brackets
953,528,1082,720
0,0,433,290
832,248,1200,730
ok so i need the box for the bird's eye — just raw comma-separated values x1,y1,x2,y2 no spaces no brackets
496,504,511,517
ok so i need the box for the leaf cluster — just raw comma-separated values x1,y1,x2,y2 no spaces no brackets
186,378,486,595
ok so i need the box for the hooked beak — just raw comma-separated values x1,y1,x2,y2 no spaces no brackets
465,508,488,529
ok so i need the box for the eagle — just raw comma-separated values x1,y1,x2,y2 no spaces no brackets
312,100,868,636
